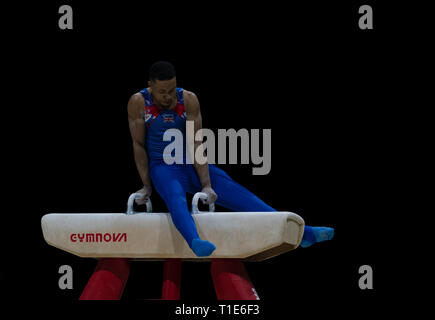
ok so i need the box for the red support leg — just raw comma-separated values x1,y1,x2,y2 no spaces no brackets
79,258,131,300
210,259,260,300
161,259,182,300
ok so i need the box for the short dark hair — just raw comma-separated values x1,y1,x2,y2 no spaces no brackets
149,61,176,81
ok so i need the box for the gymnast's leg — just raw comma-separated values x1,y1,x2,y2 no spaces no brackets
150,164,216,257
188,164,334,248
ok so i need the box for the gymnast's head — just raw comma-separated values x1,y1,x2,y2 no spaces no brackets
148,61,177,109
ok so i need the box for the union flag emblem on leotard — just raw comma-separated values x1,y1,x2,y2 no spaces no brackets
162,114,175,123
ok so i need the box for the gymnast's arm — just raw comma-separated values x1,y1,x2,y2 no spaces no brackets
127,93,152,203
184,90,218,204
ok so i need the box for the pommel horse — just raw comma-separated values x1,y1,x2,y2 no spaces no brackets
41,192,305,300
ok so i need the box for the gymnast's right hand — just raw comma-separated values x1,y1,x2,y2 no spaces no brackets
135,185,152,205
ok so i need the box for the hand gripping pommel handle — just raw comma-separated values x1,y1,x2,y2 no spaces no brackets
192,192,215,214
126,192,152,215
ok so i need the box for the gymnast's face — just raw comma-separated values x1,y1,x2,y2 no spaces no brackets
148,77,177,109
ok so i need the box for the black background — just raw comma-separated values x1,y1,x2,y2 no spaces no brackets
1,0,415,317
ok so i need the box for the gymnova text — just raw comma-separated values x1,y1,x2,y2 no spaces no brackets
163,121,271,175
70,233,127,243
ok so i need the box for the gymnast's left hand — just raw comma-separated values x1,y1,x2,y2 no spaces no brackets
201,186,218,205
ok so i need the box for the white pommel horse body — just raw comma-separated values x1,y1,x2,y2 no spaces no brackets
41,192,305,300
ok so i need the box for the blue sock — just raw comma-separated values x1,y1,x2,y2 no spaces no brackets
191,238,216,257
300,226,334,248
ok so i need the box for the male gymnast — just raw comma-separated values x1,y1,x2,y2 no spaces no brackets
127,61,334,257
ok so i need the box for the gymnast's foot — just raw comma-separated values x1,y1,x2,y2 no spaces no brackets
191,238,216,257
300,226,335,248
